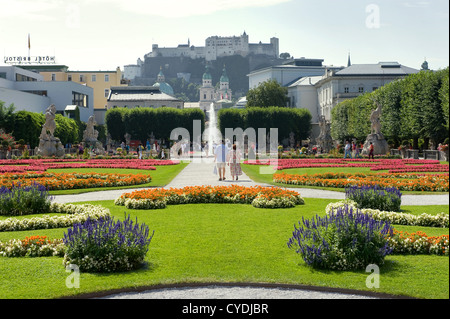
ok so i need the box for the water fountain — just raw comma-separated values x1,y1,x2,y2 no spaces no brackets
203,103,222,157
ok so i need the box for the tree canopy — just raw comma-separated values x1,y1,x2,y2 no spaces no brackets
246,79,289,108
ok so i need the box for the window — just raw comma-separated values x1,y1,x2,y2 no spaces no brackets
359,87,364,93
104,89,109,98
373,87,378,91
92,75,97,82
0,72,6,79
51,74,56,81
344,87,349,93
68,75,72,81
79,75,84,82
72,91,88,108
105,74,110,82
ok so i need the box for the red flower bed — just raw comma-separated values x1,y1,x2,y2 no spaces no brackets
0,159,180,174
244,158,448,173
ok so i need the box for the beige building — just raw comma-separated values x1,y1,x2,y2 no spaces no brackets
38,66,126,110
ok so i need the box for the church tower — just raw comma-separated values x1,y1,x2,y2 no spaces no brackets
217,65,232,100
199,65,216,111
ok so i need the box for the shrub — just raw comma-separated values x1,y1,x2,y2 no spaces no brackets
288,205,394,270
345,184,402,212
63,214,154,273
0,182,52,216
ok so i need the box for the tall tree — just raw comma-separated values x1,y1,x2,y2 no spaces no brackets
246,79,289,108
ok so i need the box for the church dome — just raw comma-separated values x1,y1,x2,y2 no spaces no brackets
154,67,174,96
203,66,212,80
153,82,174,96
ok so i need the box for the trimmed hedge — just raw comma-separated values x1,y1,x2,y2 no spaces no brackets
218,107,312,142
105,107,205,143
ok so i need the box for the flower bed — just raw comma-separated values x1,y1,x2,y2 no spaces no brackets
273,172,449,192
388,230,449,256
245,158,448,174
326,200,449,228
115,185,305,209
0,172,152,190
0,159,180,174
0,236,65,257
0,203,111,232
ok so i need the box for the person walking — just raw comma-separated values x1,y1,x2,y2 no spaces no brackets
214,139,228,181
227,144,243,181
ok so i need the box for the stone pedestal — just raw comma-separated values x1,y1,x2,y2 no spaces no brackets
36,137,65,158
362,133,389,156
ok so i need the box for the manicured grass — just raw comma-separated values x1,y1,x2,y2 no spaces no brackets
0,199,448,299
241,164,450,195
46,162,189,195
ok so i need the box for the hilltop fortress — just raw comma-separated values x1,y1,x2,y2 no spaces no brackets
147,32,279,61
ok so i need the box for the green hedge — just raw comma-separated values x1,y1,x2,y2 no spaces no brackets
218,107,312,142
105,107,205,143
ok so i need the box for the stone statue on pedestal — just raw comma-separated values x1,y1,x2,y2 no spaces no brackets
82,115,105,155
361,102,389,156
36,104,65,158
317,116,333,153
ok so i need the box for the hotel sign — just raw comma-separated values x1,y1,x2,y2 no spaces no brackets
3,55,56,64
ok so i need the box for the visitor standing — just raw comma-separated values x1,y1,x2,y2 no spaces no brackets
137,144,143,159
78,144,84,159
215,140,228,181
344,141,352,159
351,141,357,158
227,144,243,181
369,142,375,159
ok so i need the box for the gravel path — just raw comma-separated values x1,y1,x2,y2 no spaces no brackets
53,160,447,299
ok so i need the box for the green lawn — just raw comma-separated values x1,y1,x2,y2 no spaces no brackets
0,199,448,299
46,162,189,195
241,164,450,195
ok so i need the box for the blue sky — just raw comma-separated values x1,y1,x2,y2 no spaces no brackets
0,0,448,71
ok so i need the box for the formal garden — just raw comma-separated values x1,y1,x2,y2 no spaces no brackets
0,68,448,299
0,154,448,299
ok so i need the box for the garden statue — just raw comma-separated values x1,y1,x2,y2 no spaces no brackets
36,104,65,158
289,132,295,149
361,102,389,156
370,103,383,136
317,116,333,153
82,115,105,155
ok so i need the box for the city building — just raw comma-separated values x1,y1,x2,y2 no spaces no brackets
36,66,125,110
287,75,323,123
315,61,419,120
107,86,184,110
247,58,342,89
0,65,93,122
